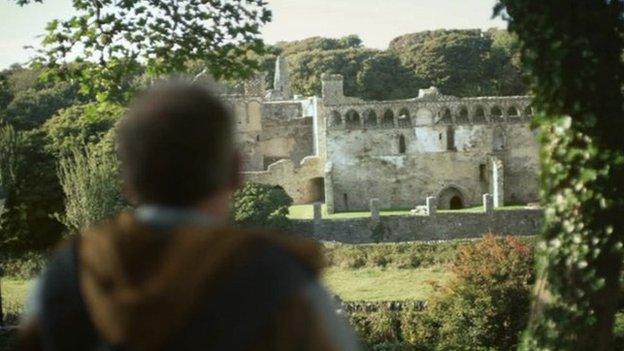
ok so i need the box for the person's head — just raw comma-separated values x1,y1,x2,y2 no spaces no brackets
117,79,239,214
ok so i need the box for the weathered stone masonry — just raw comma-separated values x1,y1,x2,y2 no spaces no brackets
291,209,543,244
227,56,540,220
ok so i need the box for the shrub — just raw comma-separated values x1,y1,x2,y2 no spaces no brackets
323,240,475,270
231,183,293,229
0,127,65,252
349,308,402,346
409,234,534,351
0,251,46,279
57,143,126,232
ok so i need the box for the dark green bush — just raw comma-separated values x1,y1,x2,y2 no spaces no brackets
231,182,293,230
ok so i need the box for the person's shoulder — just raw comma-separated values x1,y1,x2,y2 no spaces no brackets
226,227,326,276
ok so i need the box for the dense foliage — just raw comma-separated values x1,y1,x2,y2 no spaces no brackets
260,29,525,100
14,0,272,103
0,127,64,251
1,0,273,251
495,1,624,349
58,144,125,232
403,235,534,350
231,182,293,229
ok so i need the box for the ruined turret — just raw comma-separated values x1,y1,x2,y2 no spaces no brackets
271,55,292,100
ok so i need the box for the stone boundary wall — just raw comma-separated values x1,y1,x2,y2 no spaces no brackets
339,300,427,314
291,209,543,243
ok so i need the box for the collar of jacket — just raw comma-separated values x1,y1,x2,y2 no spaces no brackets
135,205,215,230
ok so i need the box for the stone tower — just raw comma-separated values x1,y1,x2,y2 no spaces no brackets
272,55,292,100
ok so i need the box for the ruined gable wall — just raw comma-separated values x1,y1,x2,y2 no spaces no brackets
229,96,315,172
258,116,314,168
243,156,324,203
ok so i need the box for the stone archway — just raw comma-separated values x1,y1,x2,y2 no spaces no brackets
306,177,325,203
438,186,465,210
450,195,464,209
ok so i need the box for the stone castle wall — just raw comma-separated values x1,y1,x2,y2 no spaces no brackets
319,75,539,212
290,209,542,243
243,156,324,203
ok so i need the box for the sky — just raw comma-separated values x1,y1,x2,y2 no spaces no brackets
0,0,506,70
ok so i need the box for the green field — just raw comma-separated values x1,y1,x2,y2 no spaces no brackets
288,204,414,219
324,267,452,301
2,278,30,322
288,203,532,219
1,268,451,320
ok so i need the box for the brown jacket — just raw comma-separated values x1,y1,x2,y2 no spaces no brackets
20,213,359,351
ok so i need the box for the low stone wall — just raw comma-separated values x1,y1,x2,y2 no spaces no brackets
291,209,543,243
339,300,427,314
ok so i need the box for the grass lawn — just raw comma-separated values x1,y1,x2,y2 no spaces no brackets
1,268,452,320
288,204,412,220
1,278,30,322
289,204,533,219
323,267,453,301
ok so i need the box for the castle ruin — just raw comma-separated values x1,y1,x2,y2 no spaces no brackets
225,57,539,213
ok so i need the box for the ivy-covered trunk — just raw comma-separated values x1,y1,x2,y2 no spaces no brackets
495,1,624,350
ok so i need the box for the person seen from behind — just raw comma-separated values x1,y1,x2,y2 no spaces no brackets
18,79,360,351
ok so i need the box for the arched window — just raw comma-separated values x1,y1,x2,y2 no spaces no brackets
447,126,456,151
345,109,361,128
399,134,406,154
382,109,394,128
491,106,503,122
457,106,469,123
363,109,378,128
438,187,465,210
473,105,486,123
330,110,342,127
438,107,452,124
398,108,411,128
507,106,519,118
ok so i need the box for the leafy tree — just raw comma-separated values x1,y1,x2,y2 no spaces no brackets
42,102,123,156
14,0,272,102
389,29,526,97
231,182,293,229
390,30,496,96
487,29,525,96
57,143,125,232
288,48,379,97
0,75,13,111
0,129,65,251
3,65,43,93
276,35,364,56
357,53,422,100
494,1,624,349
403,235,534,350
1,81,82,130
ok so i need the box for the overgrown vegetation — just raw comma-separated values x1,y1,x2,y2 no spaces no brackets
261,29,525,99
57,145,125,232
495,1,624,349
231,183,293,230
338,235,535,350
324,240,474,269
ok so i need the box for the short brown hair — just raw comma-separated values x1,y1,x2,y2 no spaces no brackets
117,79,235,206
